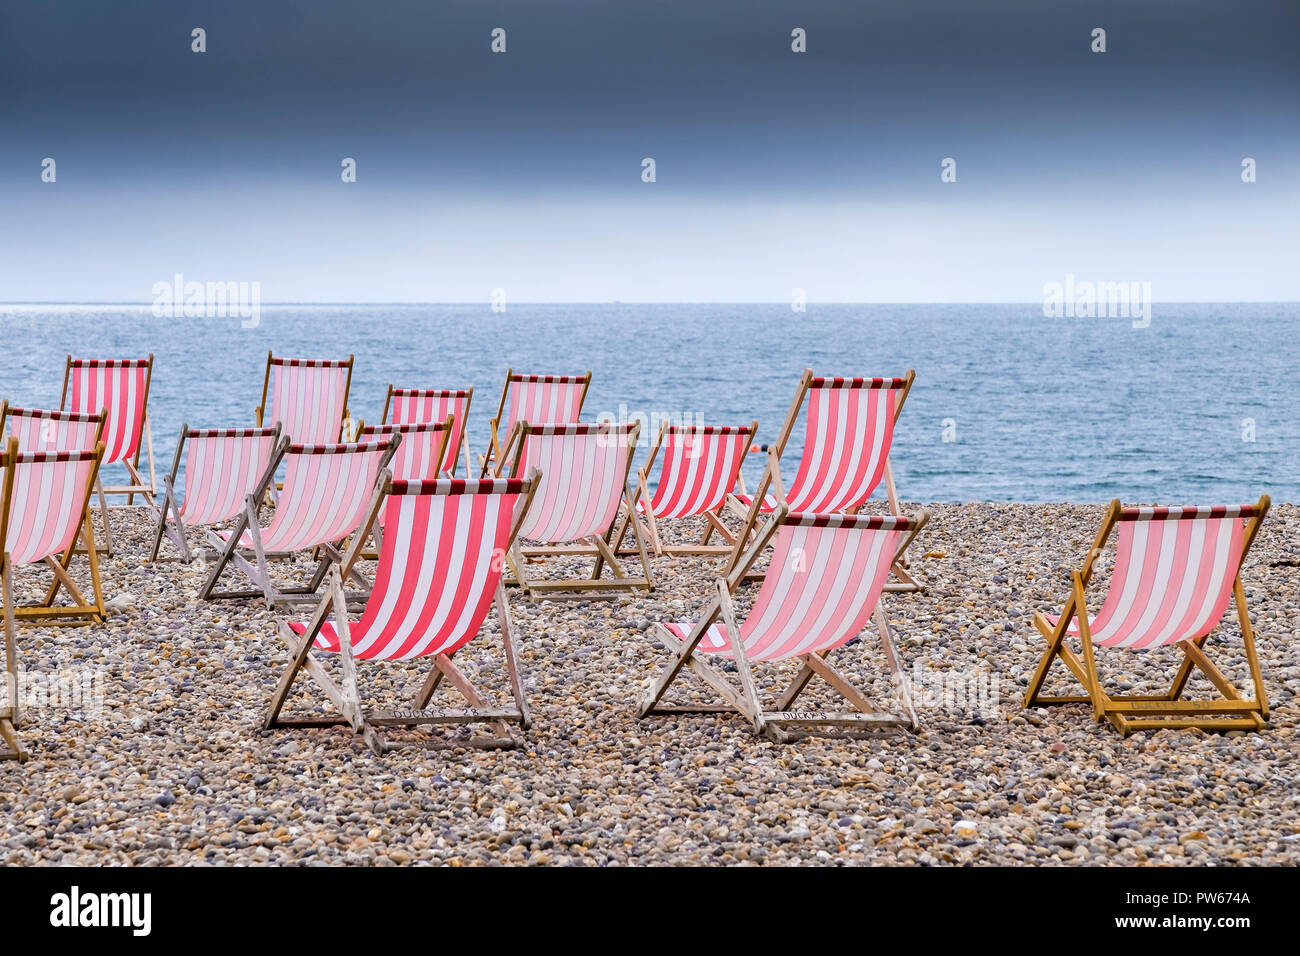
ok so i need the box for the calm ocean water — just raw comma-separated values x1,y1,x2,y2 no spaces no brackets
1,303,1296,504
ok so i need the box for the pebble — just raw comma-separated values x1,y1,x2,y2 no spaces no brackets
3,503,1296,865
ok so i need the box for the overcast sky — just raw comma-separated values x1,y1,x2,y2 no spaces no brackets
2,0,1296,302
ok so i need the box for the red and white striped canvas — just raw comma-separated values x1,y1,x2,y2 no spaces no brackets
1049,505,1258,649
386,388,469,474
504,374,587,436
1,449,98,566
5,407,101,452
268,357,350,444
291,478,528,660
640,425,751,519
65,358,150,464
217,440,388,553
516,423,633,543
178,427,280,527
662,513,908,662
733,377,904,514
360,421,448,482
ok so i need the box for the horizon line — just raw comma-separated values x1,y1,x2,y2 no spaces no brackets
3,300,1298,307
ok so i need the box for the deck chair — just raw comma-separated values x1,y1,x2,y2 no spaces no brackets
255,353,354,443
1024,497,1271,735
497,421,652,598
724,370,925,592
612,422,757,556
382,386,473,476
639,508,921,741
199,437,397,607
264,471,541,754
1,439,107,761
60,355,156,553
480,369,591,476
148,425,282,562
2,402,106,452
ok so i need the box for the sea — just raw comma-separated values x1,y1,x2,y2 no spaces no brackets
1,303,1296,504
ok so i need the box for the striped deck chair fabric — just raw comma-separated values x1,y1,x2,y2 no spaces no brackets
149,426,281,562
641,510,919,739
730,376,905,515
500,421,652,596
62,357,151,465
615,422,756,557
383,387,472,475
258,354,353,444
360,420,450,482
200,438,396,606
1,440,108,761
1024,497,1271,734
265,474,540,754
2,404,104,452
482,369,590,474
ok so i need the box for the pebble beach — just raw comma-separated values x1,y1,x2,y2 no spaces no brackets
2,501,1298,866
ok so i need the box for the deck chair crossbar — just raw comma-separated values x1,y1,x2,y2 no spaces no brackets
1023,496,1271,735
612,421,758,557
264,471,542,753
480,369,591,476
148,424,282,562
1,438,108,761
640,506,921,742
256,353,355,444
496,421,653,599
382,386,473,476
199,437,398,607
724,369,926,592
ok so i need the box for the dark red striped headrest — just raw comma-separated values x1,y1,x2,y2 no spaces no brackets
288,439,390,455
271,357,350,368
187,426,279,439
809,377,908,390
391,478,530,496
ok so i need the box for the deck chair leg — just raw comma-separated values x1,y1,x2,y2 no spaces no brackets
94,476,113,556
719,581,764,733
496,581,531,729
1072,574,1108,723
638,599,720,717
1236,578,1269,719
3,559,21,731
874,601,919,728
199,496,255,601
82,513,106,621
622,487,655,590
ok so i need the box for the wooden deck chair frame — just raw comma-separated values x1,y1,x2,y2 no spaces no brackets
1023,496,1271,735
255,352,355,442
479,368,592,476
198,436,398,607
723,368,925,592
1,439,108,762
149,423,283,563
59,355,157,555
381,385,474,477
496,420,653,600
263,469,541,753
638,505,920,742
612,420,758,557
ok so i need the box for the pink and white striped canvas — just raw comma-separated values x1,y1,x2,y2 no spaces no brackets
662,513,908,662
515,423,633,543
5,407,102,453
290,478,528,660
503,373,587,436
361,420,449,482
1,449,98,566
385,388,469,474
640,425,751,519
268,357,350,444
64,358,150,464
1048,505,1258,649
178,427,280,527
733,377,904,514
216,440,389,553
